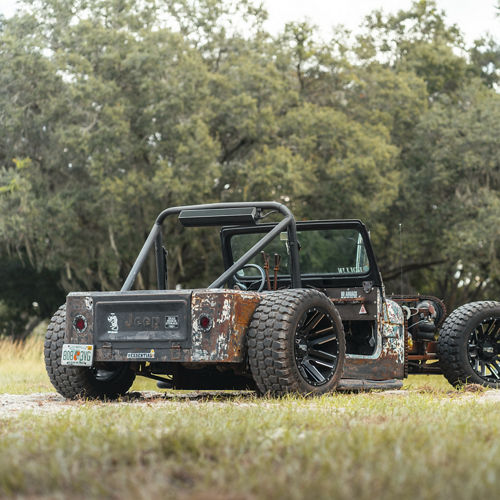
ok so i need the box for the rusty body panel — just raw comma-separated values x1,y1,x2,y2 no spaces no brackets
325,287,405,381
343,357,403,380
190,290,261,362
66,294,94,345
65,290,261,364
66,288,407,381
342,296,405,381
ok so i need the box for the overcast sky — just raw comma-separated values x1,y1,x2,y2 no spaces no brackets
0,0,498,44
263,0,499,44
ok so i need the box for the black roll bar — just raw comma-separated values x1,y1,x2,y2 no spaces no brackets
120,202,301,292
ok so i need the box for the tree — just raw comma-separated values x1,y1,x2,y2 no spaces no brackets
400,82,500,305
0,0,498,335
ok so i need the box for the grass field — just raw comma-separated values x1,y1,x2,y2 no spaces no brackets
1,335,499,500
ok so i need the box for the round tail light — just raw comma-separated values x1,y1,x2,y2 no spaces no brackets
73,315,87,333
199,315,212,331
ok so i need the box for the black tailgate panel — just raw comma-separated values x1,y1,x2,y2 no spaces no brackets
93,292,191,349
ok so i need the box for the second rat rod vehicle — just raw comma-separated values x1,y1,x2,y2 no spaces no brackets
44,202,500,399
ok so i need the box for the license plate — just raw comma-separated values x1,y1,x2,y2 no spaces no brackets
61,344,94,366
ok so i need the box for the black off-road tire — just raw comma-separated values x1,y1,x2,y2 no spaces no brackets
44,305,136,399
438,301,500,389
247,289,345,396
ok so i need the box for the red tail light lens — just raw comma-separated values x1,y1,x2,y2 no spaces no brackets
199,315,211,330
73,315,87,333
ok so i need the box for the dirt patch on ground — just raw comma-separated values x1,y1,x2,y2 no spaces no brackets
1,389,499,419
0,390,255,418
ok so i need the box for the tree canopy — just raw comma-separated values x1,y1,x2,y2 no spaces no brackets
1,0,499,337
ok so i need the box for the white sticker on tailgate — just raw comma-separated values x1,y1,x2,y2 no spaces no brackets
61,344,94,366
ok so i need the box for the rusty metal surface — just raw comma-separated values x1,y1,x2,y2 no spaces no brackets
87,290,261,363
330,297,366,304
190,290,261,362
64,290,262,364
408,354,438,361
65,295,94,344
338,378,403,391
343,297,405,380
343,357,403,380
326,287,377,320
426,341,437,353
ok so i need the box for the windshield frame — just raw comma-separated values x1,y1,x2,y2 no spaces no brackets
221,220,382,289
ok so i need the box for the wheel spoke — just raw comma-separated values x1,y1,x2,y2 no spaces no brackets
492,320,500,339
309,333,337,346
304,309,321,327
478,323,485,337
302,358,326,384
302,311,325,336
309,348,337,363
311,325,335,336
474,329,480,343
308,356,334,369
485,320,496,337
487,362,500,379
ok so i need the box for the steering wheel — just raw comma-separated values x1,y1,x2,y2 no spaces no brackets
233,264,266,292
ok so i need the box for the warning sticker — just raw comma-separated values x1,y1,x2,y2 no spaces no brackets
359,304,368,315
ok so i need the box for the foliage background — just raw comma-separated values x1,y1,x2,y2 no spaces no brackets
0,0,499,337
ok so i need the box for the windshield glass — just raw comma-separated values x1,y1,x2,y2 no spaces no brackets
230,227,370,277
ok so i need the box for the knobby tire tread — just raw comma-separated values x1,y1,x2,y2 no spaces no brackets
247,289,345,396
437,300,500,388
44,305,135,399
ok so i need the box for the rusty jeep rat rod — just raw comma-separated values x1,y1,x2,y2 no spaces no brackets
44,202,500,398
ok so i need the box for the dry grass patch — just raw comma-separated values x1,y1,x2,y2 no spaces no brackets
0,331,53,394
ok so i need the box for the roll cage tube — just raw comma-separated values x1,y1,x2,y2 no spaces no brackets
120,202,301,292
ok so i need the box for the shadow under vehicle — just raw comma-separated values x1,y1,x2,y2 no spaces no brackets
44,202,500,398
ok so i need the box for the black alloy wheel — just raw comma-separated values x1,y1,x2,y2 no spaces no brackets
467,316,500,382
294,306,340,386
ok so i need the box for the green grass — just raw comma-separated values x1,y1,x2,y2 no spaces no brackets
1,336,499,499
1,392,499,499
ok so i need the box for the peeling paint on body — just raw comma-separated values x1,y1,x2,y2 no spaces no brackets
381,299,405,364
67,289,261,364
343,294,405,380
191,290,261,362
